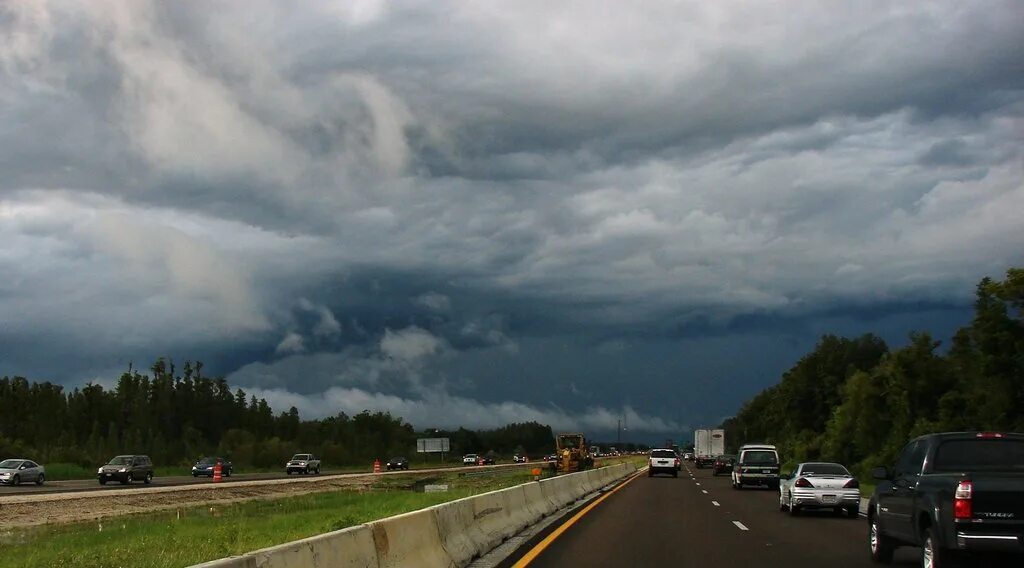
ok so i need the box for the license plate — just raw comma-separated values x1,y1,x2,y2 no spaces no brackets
821,495,837,503
762,469,771,474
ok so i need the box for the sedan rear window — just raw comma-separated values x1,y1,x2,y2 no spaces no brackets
800,463,849,476
933,440,1024,471
651,450,676,458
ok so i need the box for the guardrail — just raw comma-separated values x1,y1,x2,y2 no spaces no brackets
192,462,637,568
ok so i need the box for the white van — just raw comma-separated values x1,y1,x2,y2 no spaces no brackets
732,444,780,489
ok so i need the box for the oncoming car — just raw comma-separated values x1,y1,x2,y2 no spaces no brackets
463,454,479,465
648,448,680,478
0,459,45,486
192,456,233,477
778,461,860,517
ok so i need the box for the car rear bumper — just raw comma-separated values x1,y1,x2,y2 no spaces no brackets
736,473,778,485
956,532,1024,553
791,489,860,507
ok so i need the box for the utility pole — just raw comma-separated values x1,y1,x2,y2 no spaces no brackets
617,419,621,446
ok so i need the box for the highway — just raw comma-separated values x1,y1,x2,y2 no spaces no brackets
0,462,536,498
514,463,928,567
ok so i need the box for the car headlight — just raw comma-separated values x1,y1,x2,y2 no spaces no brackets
97,467,104,474
118,468,127,472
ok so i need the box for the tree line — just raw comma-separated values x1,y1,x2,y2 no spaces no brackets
722,268,1023,477
0,357,556,469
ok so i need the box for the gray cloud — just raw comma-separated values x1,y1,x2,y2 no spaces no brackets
2,0,1022,439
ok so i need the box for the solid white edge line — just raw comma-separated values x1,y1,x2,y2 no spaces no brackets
732,521,749,531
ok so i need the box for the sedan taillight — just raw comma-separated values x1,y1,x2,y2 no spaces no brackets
844,478,859,489
794,477,814,488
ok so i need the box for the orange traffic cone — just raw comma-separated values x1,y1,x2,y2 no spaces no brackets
373,458,382,474
213,462,223,483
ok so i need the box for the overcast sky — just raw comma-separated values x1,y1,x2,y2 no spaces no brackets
2,1,1022,442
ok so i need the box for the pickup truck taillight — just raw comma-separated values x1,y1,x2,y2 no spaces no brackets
794,477,814,488
954,480,973,519
843,478,859,489
675,458,680,467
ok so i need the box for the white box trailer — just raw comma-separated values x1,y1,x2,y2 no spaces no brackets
694,428,725,468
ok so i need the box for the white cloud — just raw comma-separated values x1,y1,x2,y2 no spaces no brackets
249,385,681,433
380,327,445,362
275,332,305,355
414,292,451,312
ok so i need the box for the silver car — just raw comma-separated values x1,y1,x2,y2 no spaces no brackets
779,461,860,517
0,458,45,486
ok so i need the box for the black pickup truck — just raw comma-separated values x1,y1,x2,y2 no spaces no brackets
868,431,1024,566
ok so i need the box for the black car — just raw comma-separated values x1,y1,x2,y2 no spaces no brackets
713,454,736,476
192,456,233,477
386,456,409,470
478,455,496,465
98,454,154,485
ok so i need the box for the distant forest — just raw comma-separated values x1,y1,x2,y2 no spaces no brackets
723,267,1023,477
0,358,555,468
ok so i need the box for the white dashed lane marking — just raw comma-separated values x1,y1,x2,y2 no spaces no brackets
732,521,749,531
712,501,720,506
702,490,708,494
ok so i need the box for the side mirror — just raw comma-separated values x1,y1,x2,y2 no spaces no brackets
871,466,891,480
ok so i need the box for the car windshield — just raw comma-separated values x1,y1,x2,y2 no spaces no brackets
651,450,676,458
197,457,217,465
390,457,405,461
0,460,23,469
465,454,477,458
291,454,311,461
107,456,133,465
800,463,849,476
933,440,1024,471
742,450,778,465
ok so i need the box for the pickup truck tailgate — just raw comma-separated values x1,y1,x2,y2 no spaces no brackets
970,474,1024,520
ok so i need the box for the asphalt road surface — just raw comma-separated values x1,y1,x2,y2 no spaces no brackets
0,462,535,497
517,463,930,567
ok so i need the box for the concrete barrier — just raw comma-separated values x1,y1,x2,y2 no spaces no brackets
370,508,452,568
191,524,378,568
192,462,637,568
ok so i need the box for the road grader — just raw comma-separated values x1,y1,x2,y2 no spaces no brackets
552,433,594,474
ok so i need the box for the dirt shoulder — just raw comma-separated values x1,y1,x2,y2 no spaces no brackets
0,474,379,529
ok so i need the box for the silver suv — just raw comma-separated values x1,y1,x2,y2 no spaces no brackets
648,449,680,478
285,453,321,475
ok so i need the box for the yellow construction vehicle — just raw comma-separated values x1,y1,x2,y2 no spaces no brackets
553,433,594,474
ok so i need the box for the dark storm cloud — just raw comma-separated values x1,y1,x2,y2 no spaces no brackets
2,1,1023,437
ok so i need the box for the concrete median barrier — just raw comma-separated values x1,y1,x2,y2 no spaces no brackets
192,462,636,568
371,508,452,567
192,524,378,568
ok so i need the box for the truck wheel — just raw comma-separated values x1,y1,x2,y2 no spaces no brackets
144,472,153,484
869,512,895,564
922,526,959,568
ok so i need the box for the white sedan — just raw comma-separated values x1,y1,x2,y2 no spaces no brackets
779,461,860,517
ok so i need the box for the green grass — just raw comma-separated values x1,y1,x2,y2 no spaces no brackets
0,466,545,568
40,463,96,481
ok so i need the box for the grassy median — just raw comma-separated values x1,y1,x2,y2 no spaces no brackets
0,463,556,567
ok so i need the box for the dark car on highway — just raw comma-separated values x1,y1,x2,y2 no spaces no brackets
713,454,736,476
477,455,496,465
386,456,409,470
191,456,233,477
98,454,154,485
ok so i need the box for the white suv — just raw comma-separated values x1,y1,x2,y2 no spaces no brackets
463,454,478,465
648,449,680,478
732,444,780,489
